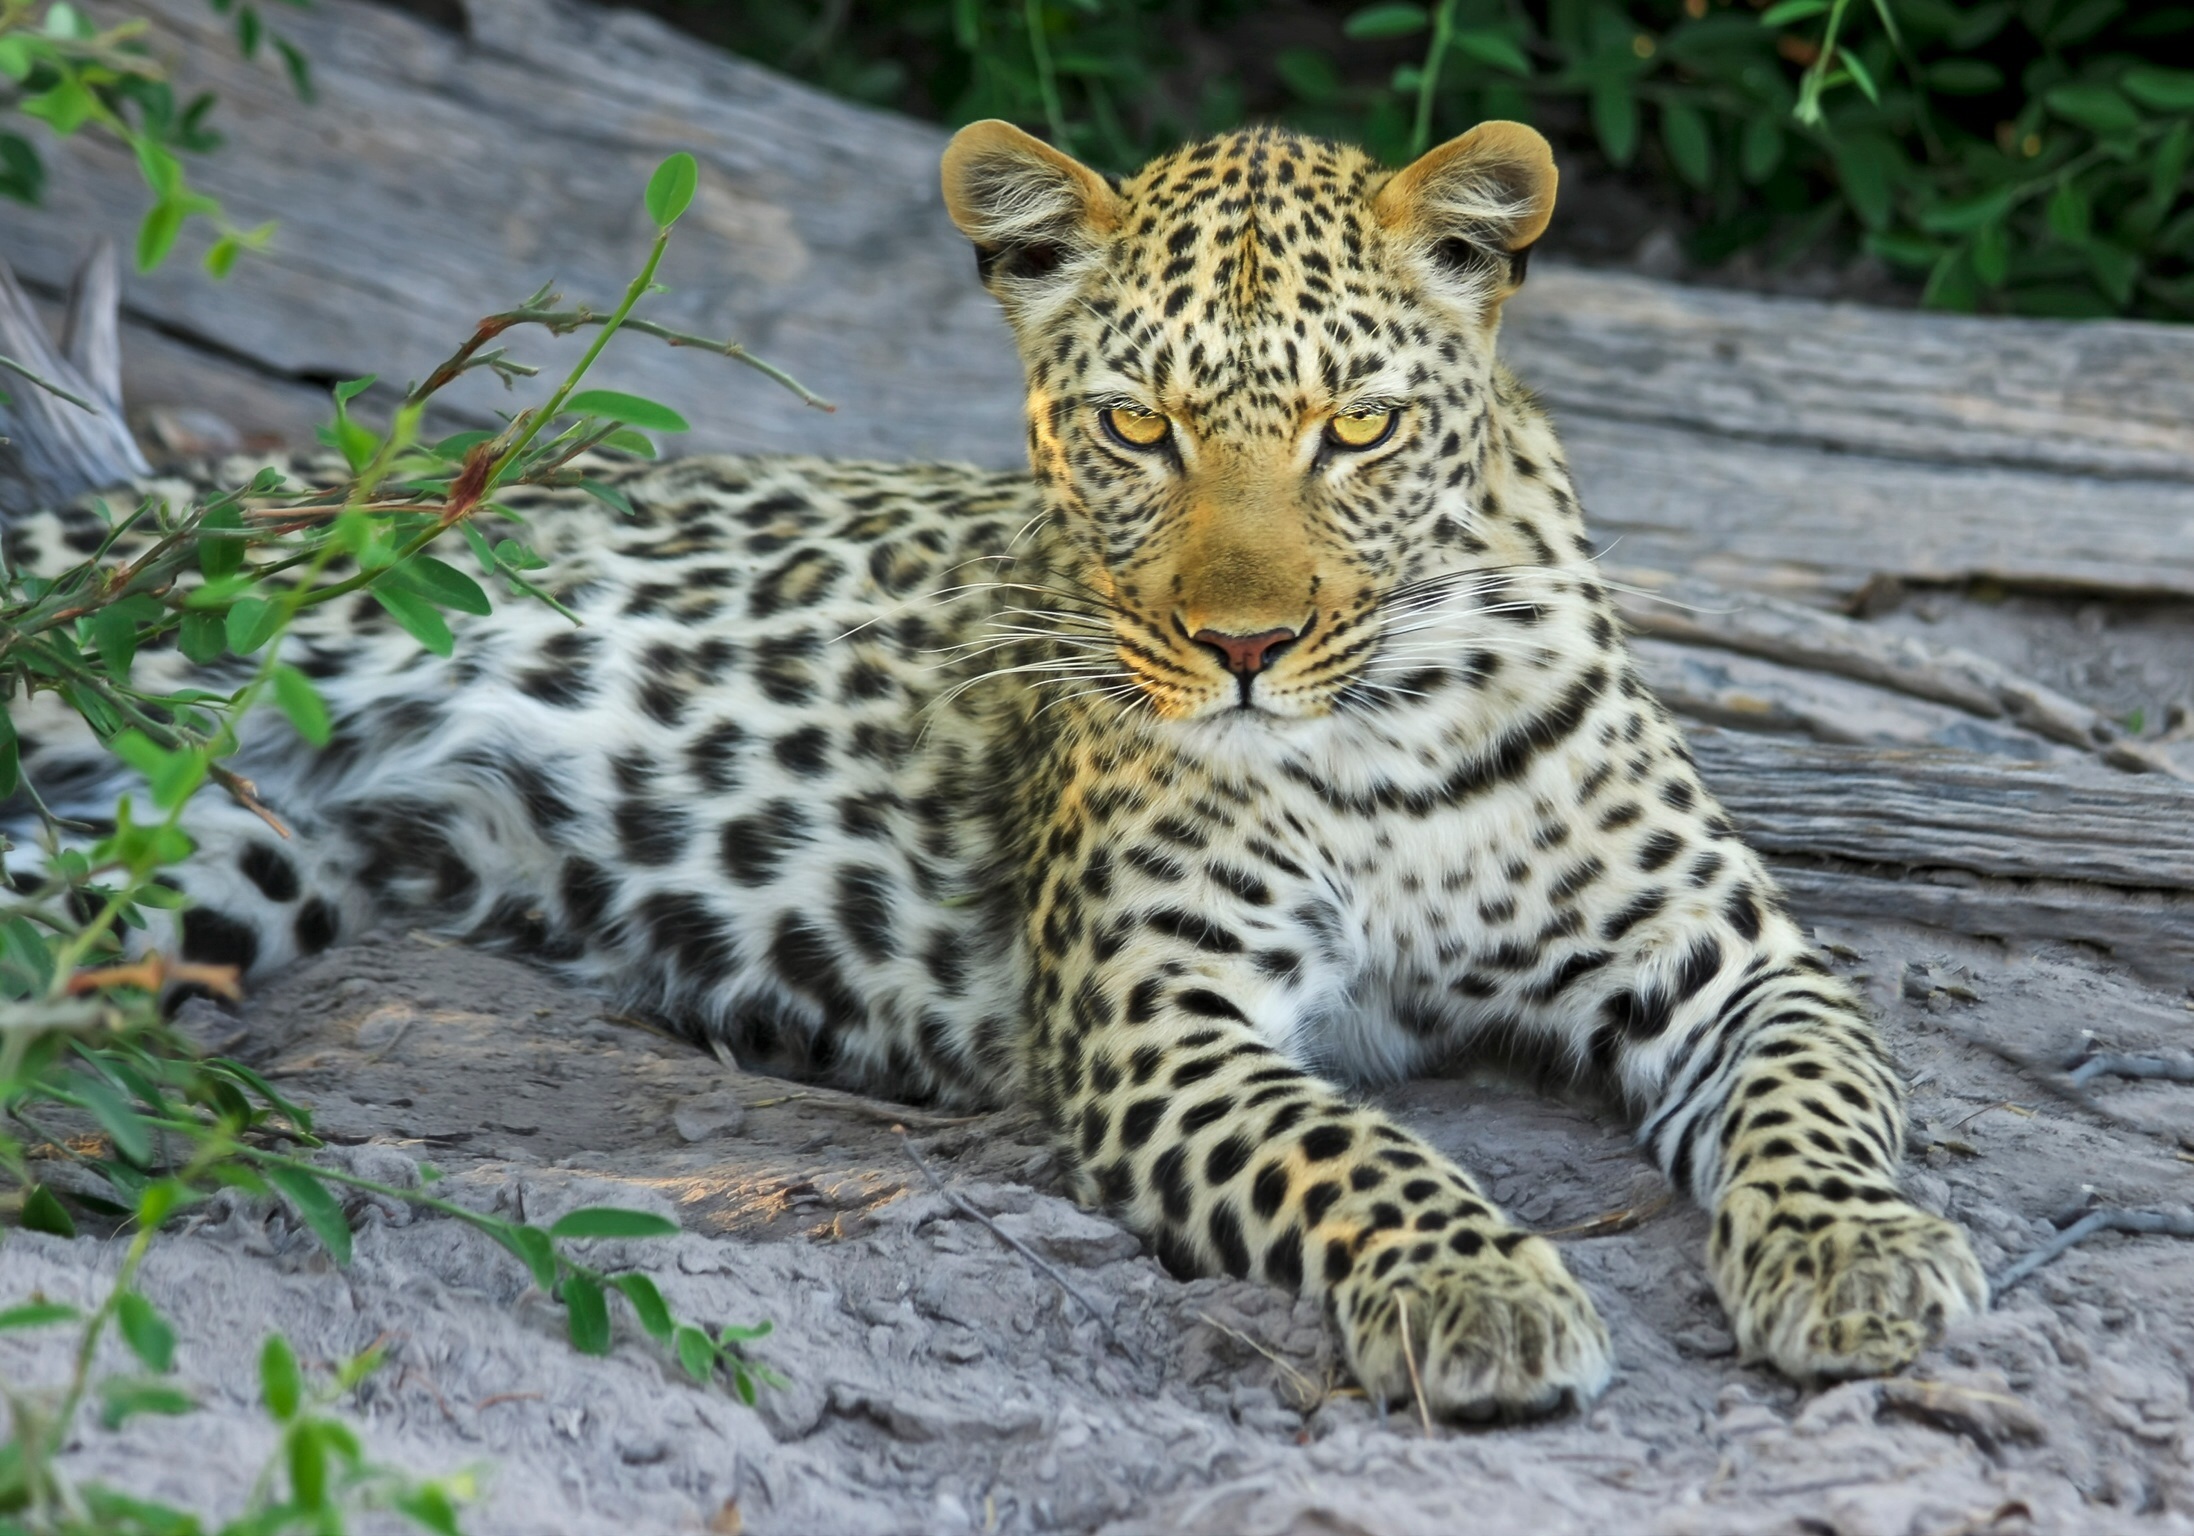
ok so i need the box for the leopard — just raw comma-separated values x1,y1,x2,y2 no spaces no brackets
2,118,1987,1420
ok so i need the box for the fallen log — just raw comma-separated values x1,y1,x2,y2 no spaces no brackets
1693,731,2194,985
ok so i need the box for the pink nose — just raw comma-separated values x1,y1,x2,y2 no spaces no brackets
1193,626,1300,677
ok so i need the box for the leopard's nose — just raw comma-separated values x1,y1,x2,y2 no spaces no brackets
1192,625,1300,677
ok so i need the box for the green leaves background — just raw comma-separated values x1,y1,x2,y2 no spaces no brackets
693,0,2194,319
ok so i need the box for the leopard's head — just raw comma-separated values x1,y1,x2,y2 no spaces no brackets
942,120,1559,723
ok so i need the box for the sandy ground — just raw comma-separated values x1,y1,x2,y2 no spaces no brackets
4,909,2190,1535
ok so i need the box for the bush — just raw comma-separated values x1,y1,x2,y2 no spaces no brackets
691,0,2194,319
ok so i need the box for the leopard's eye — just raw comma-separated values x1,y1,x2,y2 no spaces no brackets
1328,408,1398,450
1101,406,1172,450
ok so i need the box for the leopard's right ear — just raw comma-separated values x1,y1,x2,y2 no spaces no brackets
941,121,1118,311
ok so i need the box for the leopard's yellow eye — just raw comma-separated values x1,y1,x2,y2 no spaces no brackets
1101,406,1171,449
1328,408,1397,450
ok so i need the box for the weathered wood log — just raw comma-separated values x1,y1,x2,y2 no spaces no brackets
0,242,149,512
1503,266,2194,484
1557,414,2194,604
0,0,1022,467
1617,569,2183,775
1693,731,2194,985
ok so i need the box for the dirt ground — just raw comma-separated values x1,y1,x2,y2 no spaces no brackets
4,904,2190,1535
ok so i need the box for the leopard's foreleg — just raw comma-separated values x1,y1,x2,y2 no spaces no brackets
1614,913,1988,1380
1028,851,1612,1420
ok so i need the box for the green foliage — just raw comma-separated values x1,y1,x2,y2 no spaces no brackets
692,0,2194,319
0,0,301,277
0,155,797,1533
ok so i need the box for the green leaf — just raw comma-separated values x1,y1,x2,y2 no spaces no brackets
2087,241,2139,307
645,151,699,228
264,1165,352,1266
1659,101,1712,191
387,555,492,616
2048,180,2093,244
135,198,187,273
1592,80,1639,167
1920,187,2013,235
1452,27,1531,76
433,429,496,461
1758,0,1828,22
395,1484,466,1536
134,141,182,199
1831,134,1900,231
71,1069,154,1164
270,664,331,746
20,1185,76,1238
579,478,637,517
563,1273,611,1355
0,708,15,800
1342,3,1425,39
97,1376,194,1429
23,75,95,134
611,1273,674,1341
288,1420,329,1510
1928,59,2003,94
331,375,378,404
1840,50,1881,106
371,585,455,658
1274,47,1341,103
117,1292,177,1372
198,501,246,580
2149,120,2192,208
492,1222,558,1289
2044,84,2140,135
560,390,690,433
260,1333,303,1421
2125,67,2194,112
179,610,226,665
1740,116,1782,184
601,428,657,459
0,1301,80,1330
673,1323,716,1383
548,1206,680,1240
204,235,241,279
224,596,280,655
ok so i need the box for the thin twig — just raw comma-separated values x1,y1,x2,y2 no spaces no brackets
2067,1052,2194,1088
1192,1311,1325,1413
1992,1207,2194,1296
895,1127,1139,1363
1542,1191,1673,1240
0,353,95,413
1394,1290,1434,1438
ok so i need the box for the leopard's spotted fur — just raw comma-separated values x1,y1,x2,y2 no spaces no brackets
3,120,1985,1417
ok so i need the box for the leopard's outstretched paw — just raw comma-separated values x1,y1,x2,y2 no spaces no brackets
1333,1228,1613,1422
1717,1197,1987,1381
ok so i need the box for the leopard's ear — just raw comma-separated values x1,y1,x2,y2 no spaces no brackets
942,121,1119,311
1373,121,1557,314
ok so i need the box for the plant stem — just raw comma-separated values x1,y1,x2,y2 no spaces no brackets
1024,0,1071,149
1412,0,1459,159
482,228,672,497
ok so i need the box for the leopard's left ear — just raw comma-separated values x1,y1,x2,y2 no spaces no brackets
1373,121,1557,313
942,121,1120,318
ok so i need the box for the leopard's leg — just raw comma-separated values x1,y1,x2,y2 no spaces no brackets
1034,872,1612,1420
1611,909,1988,1380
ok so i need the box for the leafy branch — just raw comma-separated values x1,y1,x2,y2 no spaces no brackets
0,149,810,1534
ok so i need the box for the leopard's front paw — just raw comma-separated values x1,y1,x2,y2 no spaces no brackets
1715,1195,1987,1381
1332,1227,1613,1422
